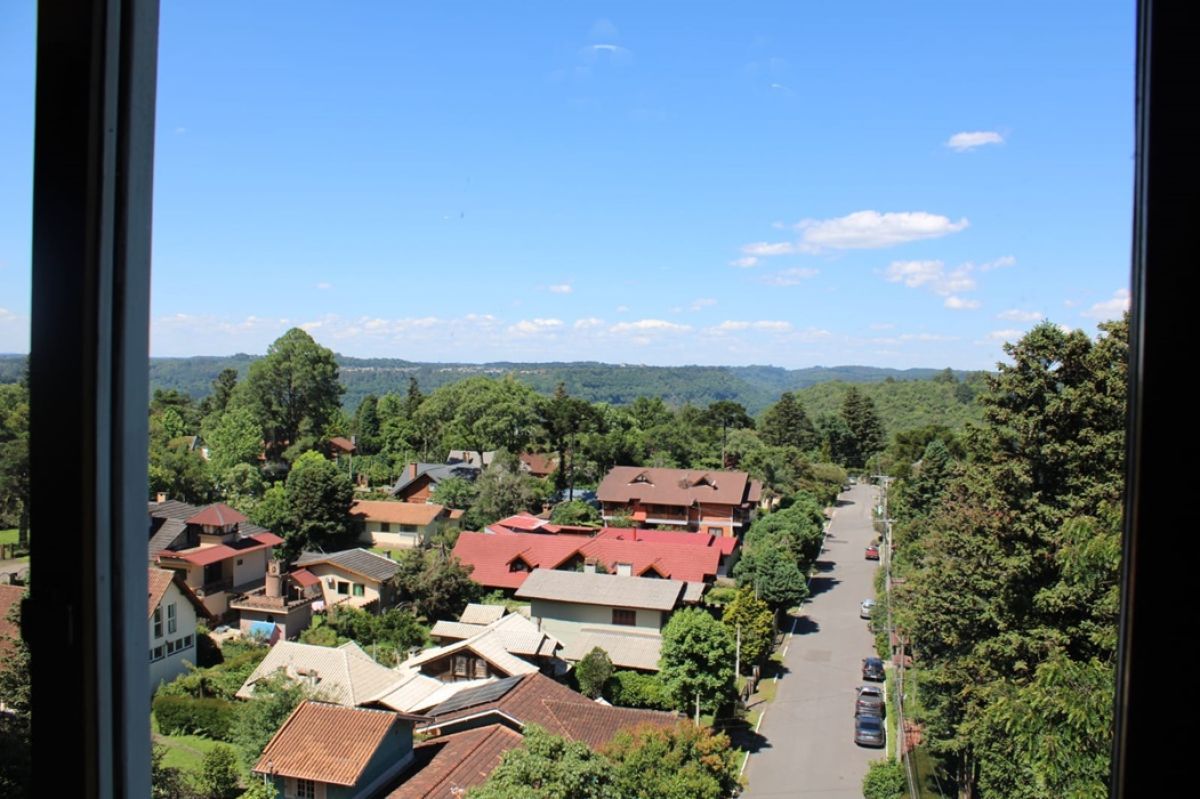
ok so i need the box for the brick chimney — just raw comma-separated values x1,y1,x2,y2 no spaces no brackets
409,462,418,479
265,558,283,599
155,492,167,503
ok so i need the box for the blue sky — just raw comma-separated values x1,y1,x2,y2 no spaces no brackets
0,1,1135,369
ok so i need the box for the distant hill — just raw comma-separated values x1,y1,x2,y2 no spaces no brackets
0,353,984,424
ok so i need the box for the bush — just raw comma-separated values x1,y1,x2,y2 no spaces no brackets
197,744,241,799
153,694,238,741
574,647,613,699
606,670,673,710
862,758,906,799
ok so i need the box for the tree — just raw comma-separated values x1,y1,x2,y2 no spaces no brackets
469,726,619,799
280,451,356,556
236,781,277,799
196,744,241,799
241,328,343,462
538,383,600,497
722,588,774,672
352,394,381,455
604,722,739,799
759,391,818,451
0,382,30,548
732,542,809,613
574,647,613,699
411,551,482,622
550,500,601,526
229,676,306,769
658,608,737,716
199,368,240,419
862,759,906,799
430,476,478,511
0,594,31,794
151,744,199,799
702,400,754,467
468,453,546,527
840,387,886,468
204,406,263,475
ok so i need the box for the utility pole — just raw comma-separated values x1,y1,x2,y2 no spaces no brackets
735,624,742,679
695,691,701,726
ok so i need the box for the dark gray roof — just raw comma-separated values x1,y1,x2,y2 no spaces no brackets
148,518,186,557
391,463,481,496
148,499,200,521
148,498,269,545
294,548,400,582
425,675,524,717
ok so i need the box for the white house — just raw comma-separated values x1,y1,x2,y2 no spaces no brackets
148,567,213,694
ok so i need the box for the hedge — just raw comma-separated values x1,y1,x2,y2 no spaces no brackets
153,694,238,741
606,670,674,711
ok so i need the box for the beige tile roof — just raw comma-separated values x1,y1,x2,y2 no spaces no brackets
403,631,540,678
429,620,482,640
681,581,707,604
458,603,506,626
351,499,446,526
515,568,685,611
562,629,663,672
236,641,404,706
253,701,418,786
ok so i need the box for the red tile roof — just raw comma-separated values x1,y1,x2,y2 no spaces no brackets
291,568,320,588
451,533,588,590
597,466,754,508
158,532,283,566
255,701,423,786
420,673,679,750
329,436,356,453
519,452,558,476
387,724,524,799
185,503,248,527
596,526,739,557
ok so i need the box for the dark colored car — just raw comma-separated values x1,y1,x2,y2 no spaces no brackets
865,544,880,560
862,657,885,681
854,714,885,747
856,685,885,717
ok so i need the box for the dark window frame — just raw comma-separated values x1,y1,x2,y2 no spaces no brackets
612,609,637,626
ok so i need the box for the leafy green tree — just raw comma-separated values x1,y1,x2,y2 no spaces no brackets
236,781,277,799
550,500,601,526
0,595,30,794
467,452,546,527
702,400,754,467
605,722,739,799
538,383,600,496
199,368,240,419
574,647,613,699
204,406,264,475
151,744,199,799
149,443,214,505
229,676,306,769
196,744,241,799
351,394,381,455
404,376,424,418
469,726,620,799
0,382,30,548
862,759,906,799
658,608,737,716
430,476,478,511
280,451,356,556
722,588,774,672
733,542,809,613
814,413,855,466
409,551,483,622
840,387,886,468
248,484,290,533
759,391,818,451
418,376,540,464
241,328,343,462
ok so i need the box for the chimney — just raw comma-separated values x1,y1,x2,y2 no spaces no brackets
156,492,167,503
266,558,283,599
410,462,418,479
616,562,632,577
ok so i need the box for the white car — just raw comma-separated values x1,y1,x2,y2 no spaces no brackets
860,599,876,619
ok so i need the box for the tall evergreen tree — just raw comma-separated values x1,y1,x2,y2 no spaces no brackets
840,387,886,468
759,391,818,450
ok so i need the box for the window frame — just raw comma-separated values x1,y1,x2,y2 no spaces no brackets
612,608,637,626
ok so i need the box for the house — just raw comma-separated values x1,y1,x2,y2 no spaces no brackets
293,548,401,612
227,558,319,641
391,462,482,504
597,466,763,536
148,567,214,693
385,724,524,799
149,498,285,618
518,452,558,479
596,525,740,576
416,671,680,748
451,529,722,592
254,701,426,799
329,436,357,456
236,640,404,706
352,499,462,550
446,450,494,469
424,607,563,674
513,569,705,672
484,512,596,536
399,620,546,683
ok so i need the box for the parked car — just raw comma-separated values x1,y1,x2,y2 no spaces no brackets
865,544,880,560
862,656,885,681
854,714,885,747
860,599,876,619
856,684,885,717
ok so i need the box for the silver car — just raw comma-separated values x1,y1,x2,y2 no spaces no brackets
854,714,885,747
860,599,876,619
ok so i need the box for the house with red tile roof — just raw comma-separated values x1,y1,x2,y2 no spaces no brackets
597,466,762,537
385,723,524,799
149,498,285,619
451,529,722,592
254,701,426,799
518,452,558,479
484,512,596,536
148,567,214,693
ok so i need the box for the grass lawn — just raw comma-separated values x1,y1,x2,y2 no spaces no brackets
0,529,17,545
151,714,251,784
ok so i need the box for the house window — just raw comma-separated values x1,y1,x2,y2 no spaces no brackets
153,607,163,639
612,609,636,626
294,778,317,799
707,527,722,535
453,655,470,677
152,646,164,662
353,584,365,597
474,659,489,679
380,522,390,532
236,558,243,566
399,524,418,533
337,581,350,595
183,635,194,649
166,603,177,634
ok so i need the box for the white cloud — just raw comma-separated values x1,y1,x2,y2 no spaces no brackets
690,298,717,311
794,210,969,251
944,296,981,310
712,320,793,333
741,241,798,257
947,131,1005,152
315,282,333,290
988,328,1024,342
979,255,1016,271
762,267,819,286
885,260,976,297
998,309,1043,322
574,317,605,330
615,305,630,313
548,283,573,294
1082,288,1131,320
728,256,759,268
580,43,633,63
508,318,564,336
609,319,691,335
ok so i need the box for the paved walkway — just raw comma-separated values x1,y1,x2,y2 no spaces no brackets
741,482,883,798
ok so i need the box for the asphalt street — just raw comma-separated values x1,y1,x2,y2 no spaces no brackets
741,482,885,798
